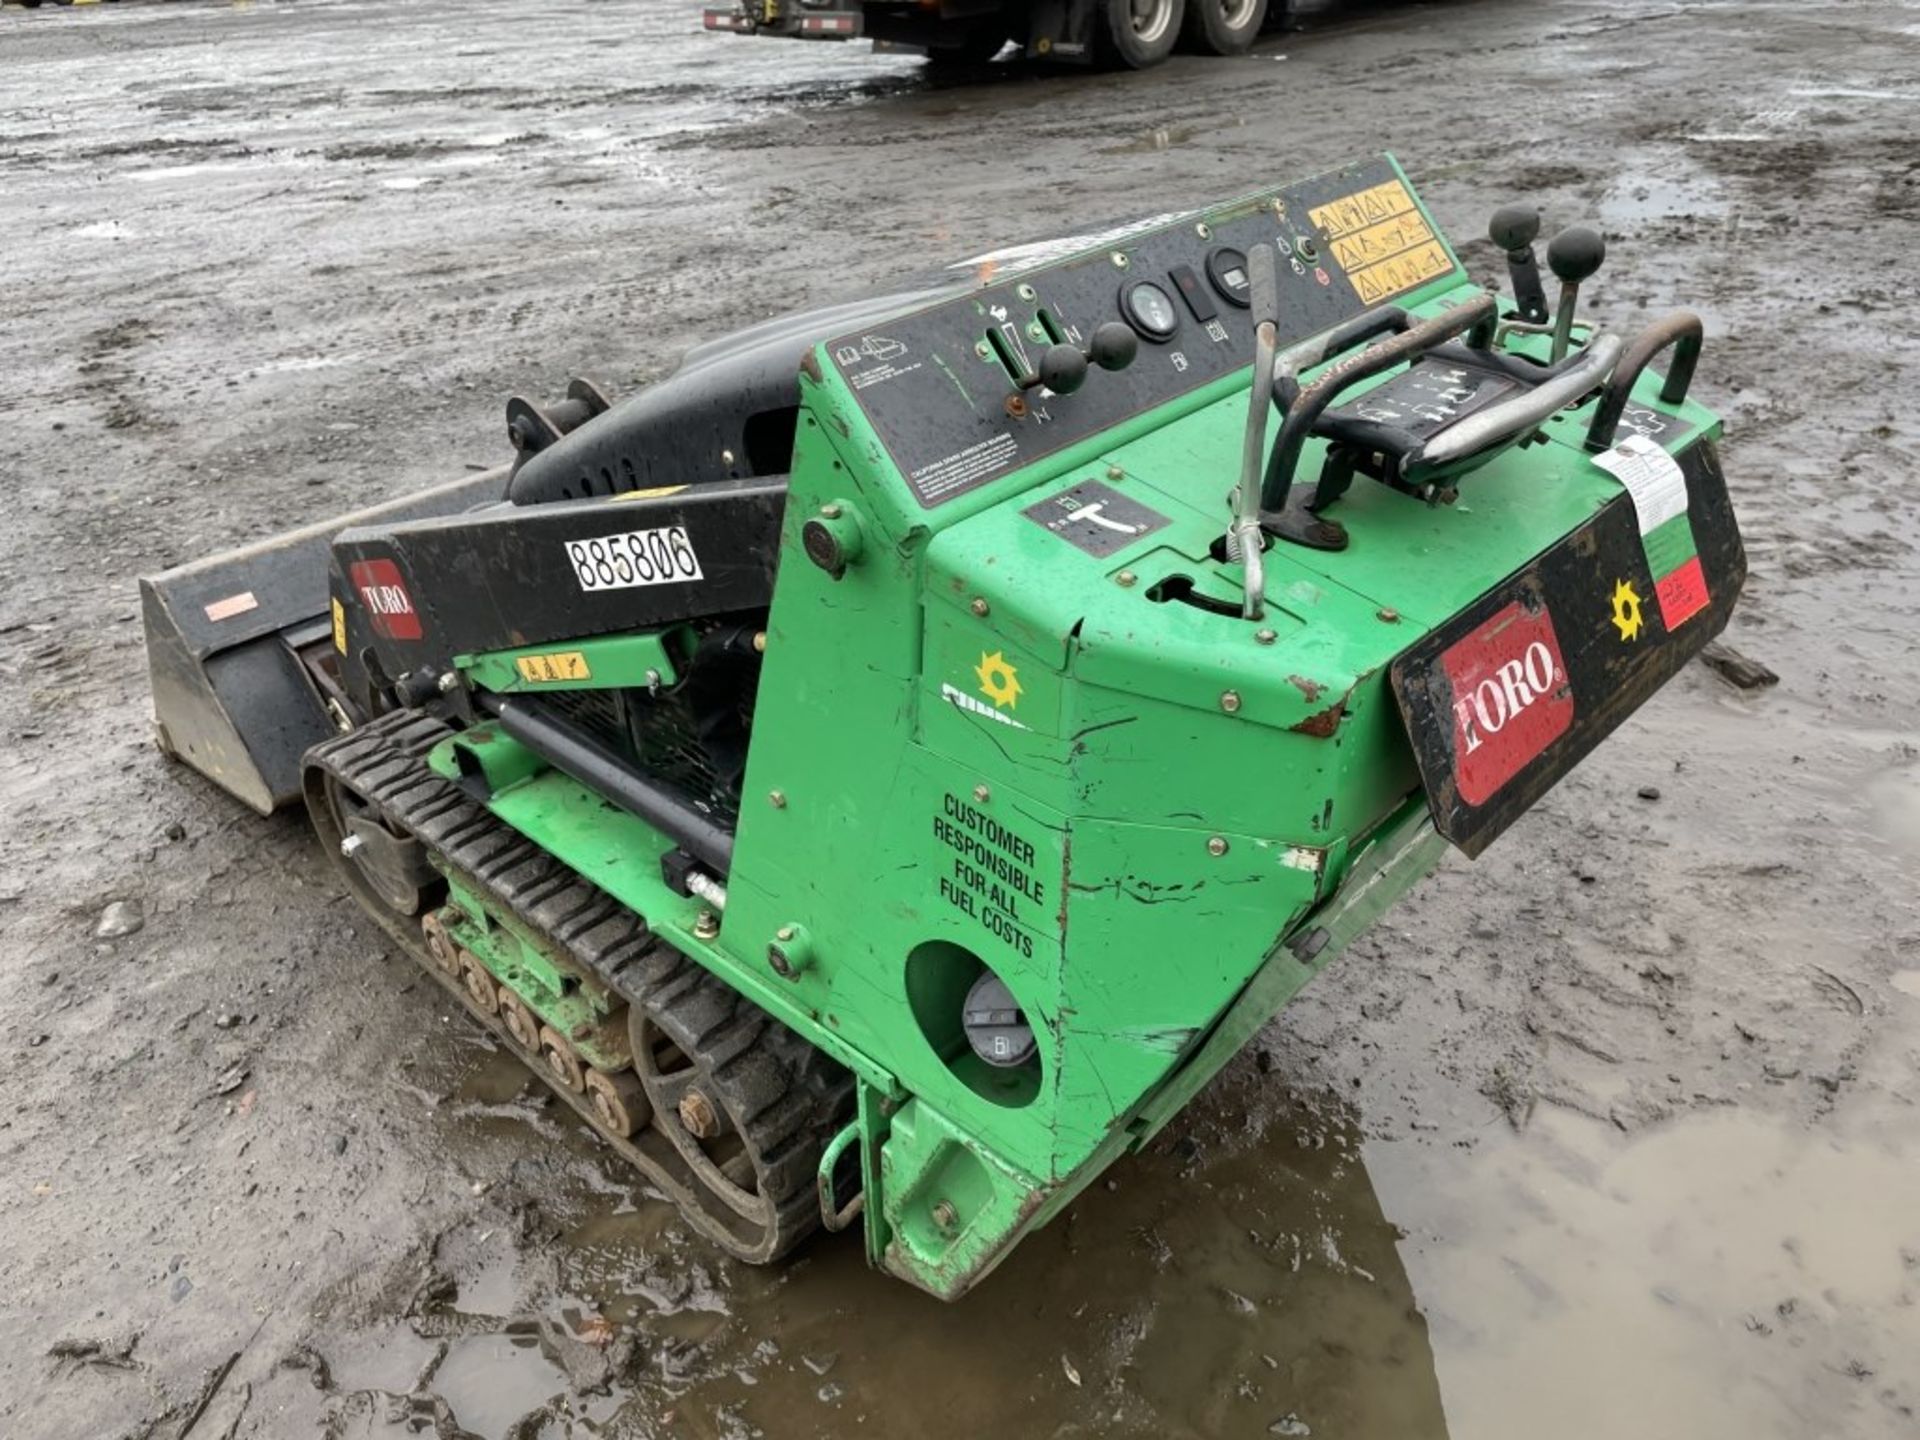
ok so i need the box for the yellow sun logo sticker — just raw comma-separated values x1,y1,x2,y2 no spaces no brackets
1610,578,1645,642
975,650,1023,710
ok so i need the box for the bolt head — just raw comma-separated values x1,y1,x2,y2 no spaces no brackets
1220,690,1243,714
1115,570,1137,588
752,631,767,653
970,597,990,617
1106,464,1124,481
437,671,460,694
1111,251,1130,269
973,784,991,804
776,925,796,943
693,910,720,938
768,789,787,809
931,1199,958,1231
678,1090,722,1139
1255,628,1277,645
1207,836,1229,857
820,502,843,520
339,834,365,859
1377,607,1400,623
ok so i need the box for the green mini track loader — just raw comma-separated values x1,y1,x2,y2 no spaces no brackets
142,156,1743,1299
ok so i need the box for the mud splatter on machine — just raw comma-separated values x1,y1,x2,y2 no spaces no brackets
142,156,1743,1298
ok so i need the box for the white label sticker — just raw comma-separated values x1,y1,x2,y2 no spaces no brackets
564,526,703,592
1592,433,1688,536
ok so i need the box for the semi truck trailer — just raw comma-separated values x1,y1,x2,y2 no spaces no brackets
703,0,1281,69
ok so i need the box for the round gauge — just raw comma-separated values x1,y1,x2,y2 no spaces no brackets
1205,246,1253,308
1120,280,1179,341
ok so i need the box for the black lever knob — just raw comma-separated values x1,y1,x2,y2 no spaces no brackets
1491,204,1549,325
1086,321,1138,373
1036,343,1090,396
1545,225,1606,362
1488,204,1541,254
1547,225,1606,284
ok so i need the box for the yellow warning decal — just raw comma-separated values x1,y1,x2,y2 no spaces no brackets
331,597,348,653
515,651,592,684
611,485,688,503
1310,179,1455,305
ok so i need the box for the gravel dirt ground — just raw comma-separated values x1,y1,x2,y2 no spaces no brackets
2,0,1917,1437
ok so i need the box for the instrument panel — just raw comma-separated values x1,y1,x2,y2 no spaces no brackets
825,156,1463,510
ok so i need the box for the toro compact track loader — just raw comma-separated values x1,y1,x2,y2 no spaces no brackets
142,156,1743,1300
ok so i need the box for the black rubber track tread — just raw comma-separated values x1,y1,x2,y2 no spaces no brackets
304,710,852,1265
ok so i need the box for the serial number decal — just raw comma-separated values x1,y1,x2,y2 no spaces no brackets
564,527,703,593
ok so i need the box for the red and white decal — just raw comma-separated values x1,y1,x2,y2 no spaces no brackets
348,558,422,642
1442,601,1574,806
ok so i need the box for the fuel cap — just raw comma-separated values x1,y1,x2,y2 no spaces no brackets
963,972,1036,1069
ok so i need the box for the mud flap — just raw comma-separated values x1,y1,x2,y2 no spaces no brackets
140,467,509,813
1391,440,1746,857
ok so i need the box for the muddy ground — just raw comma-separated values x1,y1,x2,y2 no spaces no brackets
2,0,1917,1435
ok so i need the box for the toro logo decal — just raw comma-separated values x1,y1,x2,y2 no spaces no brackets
1441,600,1573,806
349,558,422,642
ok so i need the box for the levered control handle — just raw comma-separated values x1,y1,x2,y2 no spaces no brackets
1583,310,1702,452
1260,293,1500,517
1231,242,1281,622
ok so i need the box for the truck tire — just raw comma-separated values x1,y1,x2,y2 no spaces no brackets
1095,0,1187,70
1183,0,1269,54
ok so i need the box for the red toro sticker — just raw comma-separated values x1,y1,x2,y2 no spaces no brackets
1441,601,1574,806
348,558,422,642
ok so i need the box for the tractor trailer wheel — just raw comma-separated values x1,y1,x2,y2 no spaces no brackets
1095,0,1187,69
1182,0,1270,54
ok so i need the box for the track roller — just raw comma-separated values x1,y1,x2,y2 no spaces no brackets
585,1067,649,1138
421,911,462,976
458,950,499,1014
539,1025,588,1094
497,988,542,1052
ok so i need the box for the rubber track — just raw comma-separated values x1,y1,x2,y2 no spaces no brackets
305,709,852,1264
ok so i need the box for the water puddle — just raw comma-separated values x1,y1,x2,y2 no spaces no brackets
1864,764,1920,861
1370,1104,1920,1439
1597,171,1726,228
432,1332,568,1437
552,1082,1447,1439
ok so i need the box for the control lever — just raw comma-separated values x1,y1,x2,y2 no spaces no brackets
1022,322,1137,395
1228,243,1280,622
1488,205,1548,325
1546,225,1605,363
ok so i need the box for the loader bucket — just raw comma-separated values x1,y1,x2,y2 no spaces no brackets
140,467,509,813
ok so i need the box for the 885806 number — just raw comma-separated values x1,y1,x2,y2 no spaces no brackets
564,526,704,593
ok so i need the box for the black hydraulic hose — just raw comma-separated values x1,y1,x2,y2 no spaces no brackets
476,691,735,875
